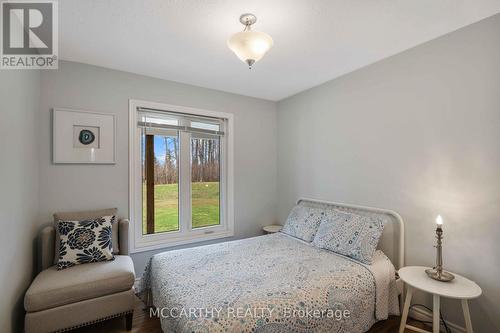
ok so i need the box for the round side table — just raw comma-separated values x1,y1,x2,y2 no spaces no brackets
263,225,282,234
398,266,481,333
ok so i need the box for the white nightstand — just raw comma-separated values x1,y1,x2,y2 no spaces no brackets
263,225,282,234
398,266,482,333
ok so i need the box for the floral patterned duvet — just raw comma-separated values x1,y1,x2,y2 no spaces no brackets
140,233,399,333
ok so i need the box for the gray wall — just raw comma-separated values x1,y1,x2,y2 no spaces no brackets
0,71,40,332
39,61,278,274
277,14,500,332
5,13,500,332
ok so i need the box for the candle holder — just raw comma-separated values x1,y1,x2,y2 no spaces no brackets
425,223,455,282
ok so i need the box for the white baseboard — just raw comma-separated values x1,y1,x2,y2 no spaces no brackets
410,307,465,333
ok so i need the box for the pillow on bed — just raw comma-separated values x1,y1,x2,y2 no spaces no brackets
312,210,385,264
280,205,330,242
55,216,115,270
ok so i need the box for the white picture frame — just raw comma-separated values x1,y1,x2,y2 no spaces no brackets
53,108,116,164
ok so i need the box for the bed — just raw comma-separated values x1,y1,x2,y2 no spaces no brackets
140,199,405,333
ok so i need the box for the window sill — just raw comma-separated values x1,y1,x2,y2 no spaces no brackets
129,229,234,254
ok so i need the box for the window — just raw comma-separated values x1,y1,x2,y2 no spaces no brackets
129,100,234,252
191,135,220,228
142,131,180,234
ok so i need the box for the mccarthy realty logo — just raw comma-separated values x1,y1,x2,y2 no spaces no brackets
1,0,58,69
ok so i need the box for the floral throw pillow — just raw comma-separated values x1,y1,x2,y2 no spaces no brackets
312,210,385,264
56,216,115,270
280,205,330,242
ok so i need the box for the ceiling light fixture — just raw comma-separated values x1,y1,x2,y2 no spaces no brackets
227,13,273,69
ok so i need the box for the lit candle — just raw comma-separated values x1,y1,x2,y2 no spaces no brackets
436,215,443,226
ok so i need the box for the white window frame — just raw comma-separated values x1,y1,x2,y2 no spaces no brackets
129,99,234,253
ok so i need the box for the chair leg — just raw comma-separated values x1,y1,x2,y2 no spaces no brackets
125,311,133,331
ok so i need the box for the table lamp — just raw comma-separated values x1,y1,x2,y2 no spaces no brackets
425,215,455,282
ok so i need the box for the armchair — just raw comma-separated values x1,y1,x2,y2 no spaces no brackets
24,209,136,333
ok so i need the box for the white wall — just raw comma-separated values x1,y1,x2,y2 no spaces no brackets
0,71,40,332
38,61,278,274
277,14,500,333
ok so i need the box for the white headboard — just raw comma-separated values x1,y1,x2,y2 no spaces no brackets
297,198,405,269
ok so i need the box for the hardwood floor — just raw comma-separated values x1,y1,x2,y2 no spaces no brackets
73,297,430,333
71,298,161,333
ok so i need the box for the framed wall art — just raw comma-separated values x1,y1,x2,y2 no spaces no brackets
53,108,116,164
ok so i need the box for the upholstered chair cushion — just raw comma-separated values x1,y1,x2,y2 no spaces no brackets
24,255,135,312
312,210,385,264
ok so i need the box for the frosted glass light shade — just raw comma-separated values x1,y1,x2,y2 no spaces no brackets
227,30,273,66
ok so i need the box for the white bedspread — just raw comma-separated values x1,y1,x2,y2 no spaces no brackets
140,233,399,333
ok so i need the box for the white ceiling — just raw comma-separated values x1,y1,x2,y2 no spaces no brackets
59,0,500,101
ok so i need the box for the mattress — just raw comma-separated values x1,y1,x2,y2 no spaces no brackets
140,232,399,333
